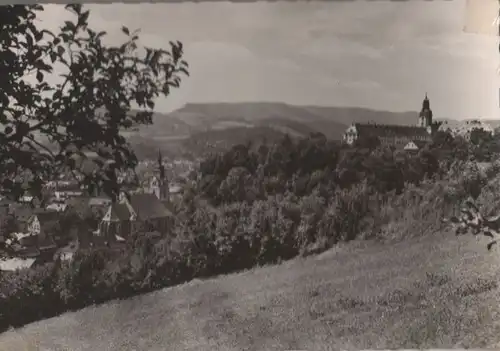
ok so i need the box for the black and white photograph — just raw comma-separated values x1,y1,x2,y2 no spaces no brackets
0,1,500,350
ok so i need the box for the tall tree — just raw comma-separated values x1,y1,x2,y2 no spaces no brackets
0,5,189,201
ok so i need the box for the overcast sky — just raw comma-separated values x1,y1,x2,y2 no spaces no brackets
37,1,499,120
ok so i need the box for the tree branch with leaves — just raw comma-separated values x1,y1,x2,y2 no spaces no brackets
0,4,189,201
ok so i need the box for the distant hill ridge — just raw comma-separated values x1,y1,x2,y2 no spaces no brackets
117,102,500,158
138,102,423,141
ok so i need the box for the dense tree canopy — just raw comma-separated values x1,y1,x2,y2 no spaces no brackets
194,131,446,206
0,4,189,200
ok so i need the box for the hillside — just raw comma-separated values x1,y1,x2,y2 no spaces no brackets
2,231,500,350
131,102,423,157
142,103,420,139
181,126,292,155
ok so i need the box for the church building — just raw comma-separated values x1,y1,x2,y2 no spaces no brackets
97,150,174,244
343,94,441,151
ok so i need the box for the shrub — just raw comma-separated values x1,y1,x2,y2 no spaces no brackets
326,181,373,242
0,263,62,329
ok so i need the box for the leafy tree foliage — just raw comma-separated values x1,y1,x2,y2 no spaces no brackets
469,127,493,147
0,4,188,201
431,130,469,163
0,214,19,238
195,131,445,206
469,128,500,162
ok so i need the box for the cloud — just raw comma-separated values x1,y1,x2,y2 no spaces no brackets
343,80,382,91
32,2,499,119
309,39,384,61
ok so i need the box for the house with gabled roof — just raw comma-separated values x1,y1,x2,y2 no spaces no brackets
404,140,427,154
27,210,59,235
26,210,59,251
0,257,36,271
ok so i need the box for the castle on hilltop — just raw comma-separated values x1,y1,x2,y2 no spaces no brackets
343,94,442,151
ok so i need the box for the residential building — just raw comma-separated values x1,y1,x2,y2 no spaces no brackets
403,140,428,154
26,210,59,251
441,119,495,140
0,257,36,271
18,192,40,208
46,201,68,212
27,210,59,235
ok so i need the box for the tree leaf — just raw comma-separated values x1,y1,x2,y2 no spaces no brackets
57,46,65,56
121,26,130,36
63,21,76,32
49,52,57,63
36,70,44,83
34,30,44,42
481,228,494,238
79,10,90,26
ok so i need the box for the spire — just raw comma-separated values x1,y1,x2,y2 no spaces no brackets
418,93,433,128
422,93,430,110
157,149,165,180
155,149,170,202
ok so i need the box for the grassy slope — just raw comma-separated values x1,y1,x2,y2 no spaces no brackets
3,231,500,351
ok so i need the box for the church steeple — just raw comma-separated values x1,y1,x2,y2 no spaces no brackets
157,149,165,180
154,149,169,201
422,92,430,110
419,93,433,128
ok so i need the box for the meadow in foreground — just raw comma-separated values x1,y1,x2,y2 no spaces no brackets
2,229,500,351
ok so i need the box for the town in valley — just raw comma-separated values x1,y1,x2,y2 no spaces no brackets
0,93,495,272
0,152,196,271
